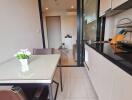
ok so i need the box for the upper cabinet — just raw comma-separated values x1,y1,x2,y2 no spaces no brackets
100,0,111,16
112,0,128,9
100,0,130,16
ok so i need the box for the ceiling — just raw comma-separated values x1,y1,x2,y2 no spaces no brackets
42,0,77,12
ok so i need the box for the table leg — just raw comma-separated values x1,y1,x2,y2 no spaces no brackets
52,80,59,100
60,67,63,92
48,84,54,100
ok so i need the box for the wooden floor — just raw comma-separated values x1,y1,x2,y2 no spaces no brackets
60,49,77,66
53,67,98,100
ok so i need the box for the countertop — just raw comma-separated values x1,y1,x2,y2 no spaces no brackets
86,42,132,76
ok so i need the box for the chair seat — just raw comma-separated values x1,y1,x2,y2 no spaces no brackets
0,87,26,100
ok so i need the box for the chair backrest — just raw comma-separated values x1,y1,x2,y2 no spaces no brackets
33,48,54,55
0,90,26,100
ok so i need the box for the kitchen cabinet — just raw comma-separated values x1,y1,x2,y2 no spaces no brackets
111,66,132,100
100,0,111,16
100,0,129,16
85,45,113,100
112,0,128,9
85,44,132,100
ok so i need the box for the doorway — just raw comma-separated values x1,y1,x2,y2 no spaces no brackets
39,0,83,66
46,16,62,49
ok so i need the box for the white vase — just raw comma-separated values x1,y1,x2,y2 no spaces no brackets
19,59,29,72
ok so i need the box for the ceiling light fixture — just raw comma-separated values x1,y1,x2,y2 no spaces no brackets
71,6,74,9
45,8,49,10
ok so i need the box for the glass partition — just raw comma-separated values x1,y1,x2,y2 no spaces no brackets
83,0,98,42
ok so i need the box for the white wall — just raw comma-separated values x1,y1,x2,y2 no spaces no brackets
61,15,77,49
0,0,42,63
104,8,132,41
104,17,115,40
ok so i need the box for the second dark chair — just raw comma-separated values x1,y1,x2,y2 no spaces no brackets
33,48,54,55
33,48,59,100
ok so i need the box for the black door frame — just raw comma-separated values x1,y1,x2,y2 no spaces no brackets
38,0,45,48
77,0,84,66
38,0,84,66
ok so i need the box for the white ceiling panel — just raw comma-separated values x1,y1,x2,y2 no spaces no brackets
42,0,77,12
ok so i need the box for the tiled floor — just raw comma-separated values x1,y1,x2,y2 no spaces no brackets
53,67,98,100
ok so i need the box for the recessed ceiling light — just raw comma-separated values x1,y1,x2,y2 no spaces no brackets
45,8,49,10
71,6,74,9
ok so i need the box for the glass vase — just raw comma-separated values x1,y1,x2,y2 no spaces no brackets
19,59,29,72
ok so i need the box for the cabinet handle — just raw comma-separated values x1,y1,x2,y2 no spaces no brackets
84,62,89,70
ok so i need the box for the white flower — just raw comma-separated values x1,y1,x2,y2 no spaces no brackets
25,51,31,56
14,49,31,57
19,49,31,55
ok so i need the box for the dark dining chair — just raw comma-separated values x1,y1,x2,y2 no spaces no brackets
33,48,54,55
33,48,63,92
33,48,60,100
0,87,26,100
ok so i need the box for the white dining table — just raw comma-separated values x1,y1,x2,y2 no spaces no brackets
0,54,61,100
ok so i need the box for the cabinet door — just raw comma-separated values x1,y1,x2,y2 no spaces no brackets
112,66,132,100
85,45,132,100
86,46,113,100
100,0,111,16
112,0,128,9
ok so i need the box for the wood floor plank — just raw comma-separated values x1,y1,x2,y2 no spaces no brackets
53,67,98,100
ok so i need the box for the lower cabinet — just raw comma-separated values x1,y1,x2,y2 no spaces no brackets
85,45,113,100
112,66,132,100
85,45,132,100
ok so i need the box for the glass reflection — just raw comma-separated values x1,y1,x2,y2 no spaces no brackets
83,0,98,41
